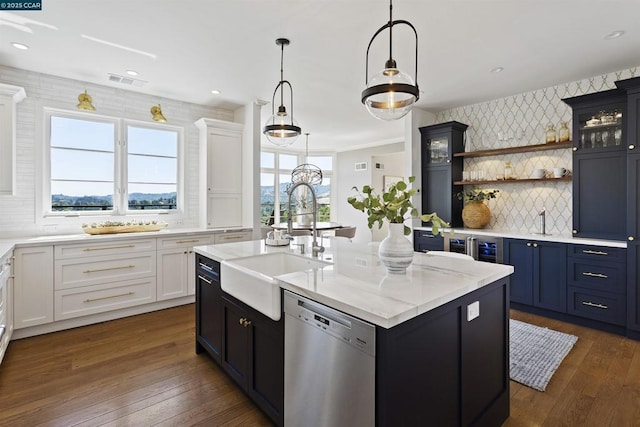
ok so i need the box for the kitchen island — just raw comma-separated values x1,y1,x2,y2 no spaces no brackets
194,237,514,426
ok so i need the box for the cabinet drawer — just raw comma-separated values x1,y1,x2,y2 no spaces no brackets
55,252,156,290
568,259,626,294
567,287,626,326
55,239,156,259
413,231,444,253
54,277,156,320
157,234,214,249
196,254,219,282
569,245,626,262
214,231,252,244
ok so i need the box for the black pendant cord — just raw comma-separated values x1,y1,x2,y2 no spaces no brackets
388,0,393,64
279,41,285,110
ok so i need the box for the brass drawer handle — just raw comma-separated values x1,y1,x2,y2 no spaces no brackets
83,244,136,252
84,292,135,303
83,264,135,274
197,275,212,285
582,301,608,310
220,235,244,240
176,239,200,244
582,272,608,279
239,317,252,328
582,249,608,256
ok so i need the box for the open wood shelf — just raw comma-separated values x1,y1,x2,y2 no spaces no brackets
454,176,572,185
454,141,573,158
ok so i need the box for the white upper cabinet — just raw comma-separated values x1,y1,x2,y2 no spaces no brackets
195,118,244,228
0,84,26,196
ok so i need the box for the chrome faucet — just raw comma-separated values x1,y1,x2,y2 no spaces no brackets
287,182,325,256
538,208,546,235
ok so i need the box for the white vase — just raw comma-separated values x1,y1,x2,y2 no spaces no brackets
378,223,414,274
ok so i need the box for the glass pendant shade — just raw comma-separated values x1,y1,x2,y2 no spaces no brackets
361,0,420,121
363,66,418,121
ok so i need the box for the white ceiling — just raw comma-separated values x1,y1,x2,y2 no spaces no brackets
1,0,639,152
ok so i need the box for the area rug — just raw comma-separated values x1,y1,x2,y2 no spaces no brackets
510,319,578,391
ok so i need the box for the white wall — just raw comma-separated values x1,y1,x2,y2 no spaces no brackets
336,142,404,244
370,152,404,241
0,65,235,237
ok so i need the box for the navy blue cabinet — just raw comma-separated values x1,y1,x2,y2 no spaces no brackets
504,238,567,313
420,121,467,227
563,90,627,241
195,255,223,362
413,229,444,253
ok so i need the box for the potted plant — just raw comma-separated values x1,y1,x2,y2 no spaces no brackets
456,188,499,229
347,176,449,273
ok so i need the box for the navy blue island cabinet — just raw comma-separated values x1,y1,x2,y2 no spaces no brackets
420,121,468,227
504,238,567,313
195,253,510,426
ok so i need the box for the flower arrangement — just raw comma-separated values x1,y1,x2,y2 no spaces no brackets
456,188,500,202
347,176,449,236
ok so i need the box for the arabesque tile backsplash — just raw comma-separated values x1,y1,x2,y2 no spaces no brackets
435,67,638,235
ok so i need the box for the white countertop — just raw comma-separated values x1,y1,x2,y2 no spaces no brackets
194,237,514,328
414,226,627,248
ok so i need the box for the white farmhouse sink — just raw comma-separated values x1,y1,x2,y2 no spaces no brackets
220,252,330,321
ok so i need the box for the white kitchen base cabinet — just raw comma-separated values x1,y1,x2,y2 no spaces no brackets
13,246,54,329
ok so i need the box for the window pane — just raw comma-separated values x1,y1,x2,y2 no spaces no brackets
279,153,298,170
317,177,331,222
51,181,113,211
260,173,275,225
128,154,177,184
128,183,177,210
279,173,292,221
49,115,116,212
128,126,178,157
261,152,275,168
51,116,114,152
127,125,178,211
307,156,332,171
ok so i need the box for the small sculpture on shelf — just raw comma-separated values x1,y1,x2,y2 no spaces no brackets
545,124,557,144
557,121,570,143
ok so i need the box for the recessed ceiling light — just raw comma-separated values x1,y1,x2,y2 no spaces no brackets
11,42,29,50
211,89,221,95
490,67,504,73
126,70,139,76
604,30,625,40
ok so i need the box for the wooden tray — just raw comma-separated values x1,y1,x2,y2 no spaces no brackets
82,223,168,235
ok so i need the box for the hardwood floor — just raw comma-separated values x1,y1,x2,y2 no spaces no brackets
1,305,640,426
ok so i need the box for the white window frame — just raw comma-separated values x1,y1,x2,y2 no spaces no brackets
39,107,184,222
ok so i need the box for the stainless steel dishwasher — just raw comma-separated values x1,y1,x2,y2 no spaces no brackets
284,290,375,426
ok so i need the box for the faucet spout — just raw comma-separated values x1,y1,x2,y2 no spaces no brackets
287,182,325,256
538,208,546,235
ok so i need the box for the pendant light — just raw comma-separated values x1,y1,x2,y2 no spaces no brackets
263,38,302,147
291,133,323,185
76,90,96,111
150,104,167,122
361,0,419,121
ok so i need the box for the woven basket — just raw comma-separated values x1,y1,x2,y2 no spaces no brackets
461,201,491,229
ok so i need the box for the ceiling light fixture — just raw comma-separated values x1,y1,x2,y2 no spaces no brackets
211,89,221,95
126,70,139,76
361,0,419,121
11,42,29,50
76,90,96,111
291,133,323,186
604,30,625,40
490,67,504,73
150,104,167,122
263,38,302,147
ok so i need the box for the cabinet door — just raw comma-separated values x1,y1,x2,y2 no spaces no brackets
207,194,242,228
413,230,444,253
195,264,223,363
221,296,249,388
503,239,533,305
157,249,189,300
534,242,567,313
207,130,242,194
573,150,626,240
423,134,452,166
628,153,640,242
422,165,455,224
13,246,54,329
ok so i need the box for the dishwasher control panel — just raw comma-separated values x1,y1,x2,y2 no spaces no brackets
284,291,376,357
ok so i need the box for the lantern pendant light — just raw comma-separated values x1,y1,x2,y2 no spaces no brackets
291,133,323,186
361,0,419,121
263,38,302,147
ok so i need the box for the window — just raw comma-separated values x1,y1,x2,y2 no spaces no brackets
260,150,333,225
45,109,182,217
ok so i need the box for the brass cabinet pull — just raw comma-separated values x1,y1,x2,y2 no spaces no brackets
532,243,538,247
526,243,532,247
176,239,199,244
572,230,578,234
220,235,244,240
582,301,608,310
572,146,578,151
83,244,135,252
582,249,608,256
582,272,608,279
83,264,135,274
197,275,212,285
238,317,252,327
239,317,245,325
629,236,635,241
630,144,636,150
83,292,134,303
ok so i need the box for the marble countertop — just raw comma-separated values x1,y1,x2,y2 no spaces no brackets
194,237,514,328
414,226,626,248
